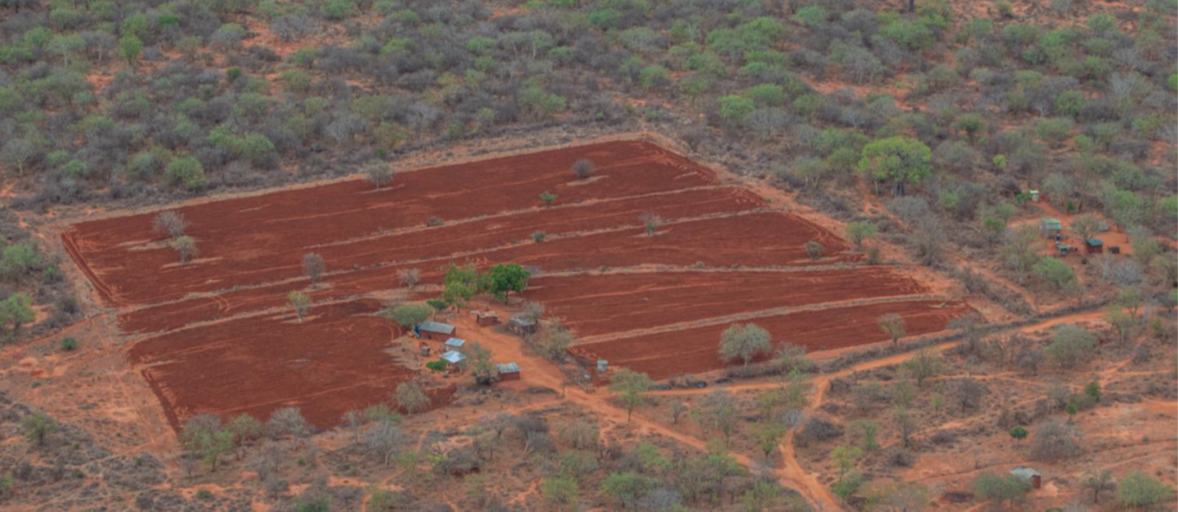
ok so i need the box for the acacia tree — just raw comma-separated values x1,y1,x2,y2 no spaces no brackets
719,323,773,368
609,369,653,421
152,211,188,238
639,214,662,236
900,348,941,387
571,159,594,179
398,268,421,290
845,221,877,249
171,236,198,263
302,253,326,285
803,240,824,260
466,342,496,385
1081,468,1115,504
1070,214,1100,242
288,291,311,321
857,136,932,197
0,293,35,339
396,382,430,415
878,313,906,348
21,413,58,447
364,160,394,190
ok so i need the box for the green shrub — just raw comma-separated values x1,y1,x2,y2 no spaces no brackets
60,338,77,351
425,360,446,372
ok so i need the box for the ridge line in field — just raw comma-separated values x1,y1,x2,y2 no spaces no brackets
302,184,750,250
116,207,819,316
574,293,951,345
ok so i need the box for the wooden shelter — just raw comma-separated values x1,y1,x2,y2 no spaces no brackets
418,321,456,341
497,362,521,381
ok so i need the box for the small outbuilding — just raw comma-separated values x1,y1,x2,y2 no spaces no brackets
418,321,456,341
1029,190,1040,202
443,337,467,352
497,362,521,381
1085,238,1104,254
475,311,500,326
1040,217,1063,237
1010,466,1042,490
597,359,608,374
440,350,466,370
508,316,537,335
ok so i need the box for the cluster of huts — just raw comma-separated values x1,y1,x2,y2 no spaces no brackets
413,316,521,382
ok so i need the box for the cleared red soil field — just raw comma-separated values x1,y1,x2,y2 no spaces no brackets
61,140,966,431
127,300,452,431
573,300,973,380
527,268,926,338
64,142,724,306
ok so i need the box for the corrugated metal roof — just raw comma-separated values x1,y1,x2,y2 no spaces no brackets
441,350,466,364
444,337,466,348
419,321,455,334
1010,466,1041,478
497,362,520,373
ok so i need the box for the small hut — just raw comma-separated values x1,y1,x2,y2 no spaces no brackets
440,350,466,371
1010,467,1042,490
497,362,521,381
509,316,537,335
475,311,500,326
1029,190,1040,202
596,359,608,374
1085,238,1104,254
1040,217,1063,238
443,337,467,353
418,321,456,341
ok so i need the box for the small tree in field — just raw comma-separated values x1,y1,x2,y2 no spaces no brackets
803,240,824,260
539,191,558,207
571,159,594,179
288,291,311,321
845,221,877,249
396,382,430,415
878,313,906,348
609,369,653,421
488,263,530,302
639,214,662,236
152,211,188,238
171,236,198,263
384,302,431,329
398,268,421,290
719,323,773,368
364,160,394,190
302,253,325,285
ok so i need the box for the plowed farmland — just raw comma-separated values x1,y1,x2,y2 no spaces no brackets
62,141,967,431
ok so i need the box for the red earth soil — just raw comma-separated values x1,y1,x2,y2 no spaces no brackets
116,209,854,335
127,299,452,432
60,140,965,431
526,268,927,338
572,300,973,381
63,141,724,306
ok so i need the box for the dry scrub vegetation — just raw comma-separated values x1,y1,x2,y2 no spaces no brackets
0,0,1174,510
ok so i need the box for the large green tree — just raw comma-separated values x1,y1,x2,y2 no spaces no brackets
857,136,932,197
488,263,530,302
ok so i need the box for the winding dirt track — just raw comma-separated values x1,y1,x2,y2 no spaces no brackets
60,141,967,433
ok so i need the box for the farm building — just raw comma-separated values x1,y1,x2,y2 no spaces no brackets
1039,217,1062,237
497,362,521,381
443,338,466,352
1085,238,1104,254
1010,467,1042,489
475,311,500,326
418,321,456,341
509,316,537,335
440,350,466,370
